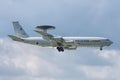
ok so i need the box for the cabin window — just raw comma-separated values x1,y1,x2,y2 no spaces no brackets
106,39,109,41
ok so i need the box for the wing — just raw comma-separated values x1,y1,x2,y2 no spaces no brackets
34,29,53,40
34,29,64,46
34,27,78,52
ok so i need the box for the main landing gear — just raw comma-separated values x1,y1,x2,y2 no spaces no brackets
57,47,64,52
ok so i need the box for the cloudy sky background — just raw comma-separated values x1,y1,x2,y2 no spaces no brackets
0,0,120,80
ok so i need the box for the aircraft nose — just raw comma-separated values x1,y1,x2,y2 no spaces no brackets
106,39,113,46
110,41,113,44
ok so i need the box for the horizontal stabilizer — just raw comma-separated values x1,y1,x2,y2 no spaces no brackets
8,35,24,41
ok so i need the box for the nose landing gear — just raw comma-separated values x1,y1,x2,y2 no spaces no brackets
100,47,103,51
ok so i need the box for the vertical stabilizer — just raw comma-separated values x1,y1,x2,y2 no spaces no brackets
13,21,29,38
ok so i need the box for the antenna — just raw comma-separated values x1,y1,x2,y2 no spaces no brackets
36,25,56,33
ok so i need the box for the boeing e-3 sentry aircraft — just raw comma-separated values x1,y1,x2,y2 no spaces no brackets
8,21,113,52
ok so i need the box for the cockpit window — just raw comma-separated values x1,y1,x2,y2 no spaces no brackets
106,39,109,41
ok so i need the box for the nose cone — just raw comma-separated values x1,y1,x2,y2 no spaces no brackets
110,41,113,44
109,40,113,46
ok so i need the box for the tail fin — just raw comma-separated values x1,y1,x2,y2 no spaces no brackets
13,21,29,38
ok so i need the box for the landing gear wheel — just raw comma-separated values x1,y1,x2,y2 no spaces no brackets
57,47,61,52
60,47,64,52
57,47,64,52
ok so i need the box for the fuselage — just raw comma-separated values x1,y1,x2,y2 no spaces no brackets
63,37,112,47
22,36,113,48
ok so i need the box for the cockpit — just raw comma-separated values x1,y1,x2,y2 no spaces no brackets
105,39,113,44
106,39,110,41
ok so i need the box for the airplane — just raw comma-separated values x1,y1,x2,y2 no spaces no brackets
8,21,113,52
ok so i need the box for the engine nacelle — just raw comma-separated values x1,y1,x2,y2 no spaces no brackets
64,46,77,50
63,40,77,46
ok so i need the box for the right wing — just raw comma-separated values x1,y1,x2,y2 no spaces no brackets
34,27,78,51
34,29,64,45
34,29,54,40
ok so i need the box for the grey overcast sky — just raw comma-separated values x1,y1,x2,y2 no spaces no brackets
0,0,120,80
